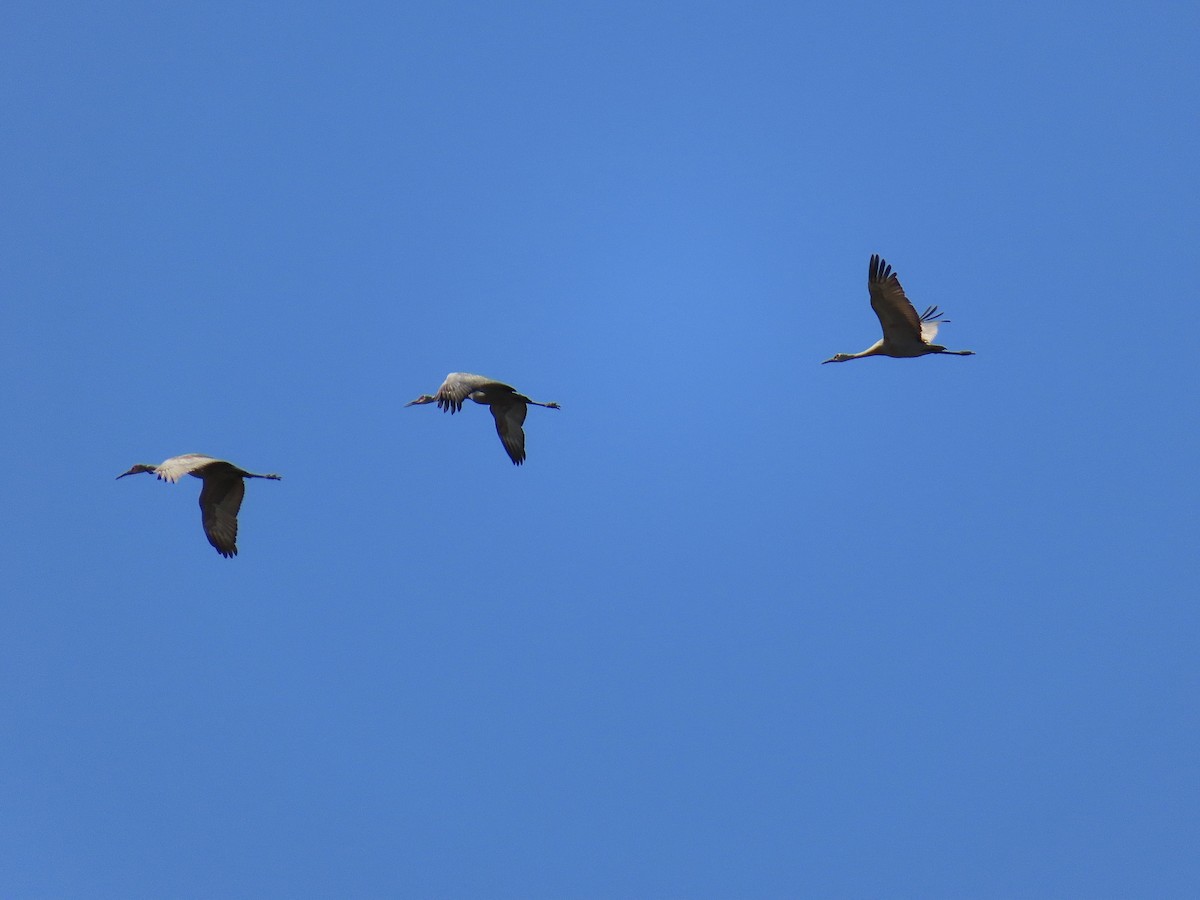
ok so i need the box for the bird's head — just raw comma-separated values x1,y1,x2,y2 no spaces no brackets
116,463,156,479
821,353,853,364
404,394,437,407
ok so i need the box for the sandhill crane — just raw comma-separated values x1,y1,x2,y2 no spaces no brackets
117,454,281,558
822,254,976,363
405,373,560,465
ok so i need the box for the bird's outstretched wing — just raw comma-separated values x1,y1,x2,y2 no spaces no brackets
435,373,502,413
918,305,948,343
199,472,245,557
868,255,924,345
155,453,219,483
490,402,528,465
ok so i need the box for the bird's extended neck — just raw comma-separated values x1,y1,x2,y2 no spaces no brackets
116,464,157,479
823,343,883,364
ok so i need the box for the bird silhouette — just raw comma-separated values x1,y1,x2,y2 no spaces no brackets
823,254,975,363
117,454,281,557
405,373,560,465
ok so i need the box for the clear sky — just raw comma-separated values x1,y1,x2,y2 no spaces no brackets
3,1,1198,897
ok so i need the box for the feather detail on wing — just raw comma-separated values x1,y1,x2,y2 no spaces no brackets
435,373,513,413
154,453,219,483
435,379,473,413
918,305,948,344
868,254,924,344
199,473,244,557
490,402,528,465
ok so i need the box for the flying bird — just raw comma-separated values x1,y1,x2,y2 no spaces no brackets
822,254,975,363
117,453,281,558
405,373,560,465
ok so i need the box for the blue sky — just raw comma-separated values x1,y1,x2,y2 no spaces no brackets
3,1,1198,896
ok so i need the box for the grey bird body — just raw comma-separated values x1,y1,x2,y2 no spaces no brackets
117,453,281,557
405,373,560,465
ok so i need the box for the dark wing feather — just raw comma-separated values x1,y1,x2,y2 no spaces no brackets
868,254,924,344
198,472,244,558
436,373,513,413
490,401,528,465
435,378,472,413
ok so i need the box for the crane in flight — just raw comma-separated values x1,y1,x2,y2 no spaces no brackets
117,453,281,558
405,373,560,465
823,254,975,363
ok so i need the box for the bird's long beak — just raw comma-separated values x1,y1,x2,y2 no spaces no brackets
820,357,835,365
116,469,135,479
